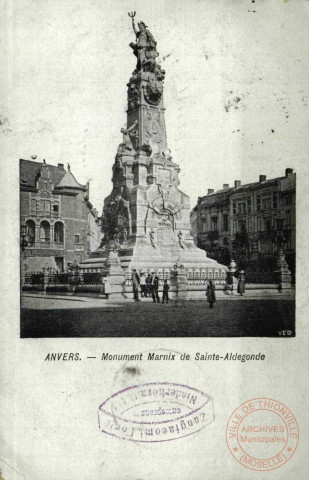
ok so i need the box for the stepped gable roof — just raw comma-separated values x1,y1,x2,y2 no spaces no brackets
55,166,86,191
20,159,66,188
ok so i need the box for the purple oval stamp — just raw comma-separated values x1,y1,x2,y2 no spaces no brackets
98,382,215,442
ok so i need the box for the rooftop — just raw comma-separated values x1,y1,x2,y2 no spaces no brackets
20,159,85,191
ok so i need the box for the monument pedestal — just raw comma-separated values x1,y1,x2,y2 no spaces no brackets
103,245,125,299
274,252,292,292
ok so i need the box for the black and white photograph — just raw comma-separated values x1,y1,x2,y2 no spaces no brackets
17,1,299,337
1,2,309,479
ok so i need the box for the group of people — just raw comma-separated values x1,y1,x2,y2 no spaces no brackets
224,270,246,296
131,270,246,307
132,270,170,303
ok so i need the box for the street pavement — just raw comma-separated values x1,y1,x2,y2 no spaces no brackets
21,293,295,338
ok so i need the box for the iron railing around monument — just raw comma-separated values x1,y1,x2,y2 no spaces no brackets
124,267,226,286
21,271,105,288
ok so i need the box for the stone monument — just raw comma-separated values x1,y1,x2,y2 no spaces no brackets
82,14,226,285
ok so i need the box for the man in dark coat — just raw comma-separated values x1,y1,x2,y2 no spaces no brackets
206,280,216,309
132,269,140,301
151,271,160,303
146,273,152,297
237,271,246,296
162,279,170,304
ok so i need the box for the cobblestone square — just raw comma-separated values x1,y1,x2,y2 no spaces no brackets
21,295,295,338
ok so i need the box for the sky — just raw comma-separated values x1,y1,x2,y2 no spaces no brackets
1,0,309,213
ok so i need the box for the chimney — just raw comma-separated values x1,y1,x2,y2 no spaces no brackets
223,184,229,189
58,163,65,170
207,189,214,194
234,180,241,188
259,175,266,182
285,168,293,177
198,196,202,204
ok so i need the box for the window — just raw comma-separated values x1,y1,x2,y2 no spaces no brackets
233,220,237,234
53,203,59,213
211,217,218,232
26,220,35,245
257,196,261,212
43,182,47,192
273,193,278,209
286,210,291,226
45,201,51,214
237,203,246,214
262,198,271,210
248,219,252,233
233,202,236,214
265,242,272,255
31,199,36,214
75,234,80,244
240,220,246,233
201,217,207,233
223,215,228,231
247,198,251,214
257,217,261,231
40,221,50,243
285,195,292,205
264,220,271,232
54,222,64,243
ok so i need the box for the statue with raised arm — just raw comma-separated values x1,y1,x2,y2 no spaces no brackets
128,12,159,72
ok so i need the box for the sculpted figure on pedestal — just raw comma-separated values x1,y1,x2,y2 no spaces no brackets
129,13,159,73
117,120,138,156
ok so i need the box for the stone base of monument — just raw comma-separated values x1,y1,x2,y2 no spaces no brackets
120,237,226,276
80,236,227,282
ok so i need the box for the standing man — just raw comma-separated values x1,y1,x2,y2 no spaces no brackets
162,279,170,304
237,270,246,296
151,271,160,303
146,273,152,297
140,272,147,297
206,280,216,309
132,269,140,302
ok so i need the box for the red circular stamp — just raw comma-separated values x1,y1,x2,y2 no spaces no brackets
226,398,299,471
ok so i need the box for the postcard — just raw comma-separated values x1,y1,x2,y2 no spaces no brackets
1,0,309,479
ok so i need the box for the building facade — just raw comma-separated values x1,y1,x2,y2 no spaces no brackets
20,159,101,272
191,169,296,277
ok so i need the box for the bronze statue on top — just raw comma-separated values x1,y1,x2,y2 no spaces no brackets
128,12,159,73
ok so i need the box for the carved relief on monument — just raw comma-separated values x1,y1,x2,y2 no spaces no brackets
144,185,182,245
158,166,172,187
128,82,140,110
144,108,164,150
143,72,163,106
178,230,185,249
